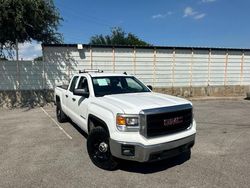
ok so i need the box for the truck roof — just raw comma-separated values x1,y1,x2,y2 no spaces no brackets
89,72,130,77
76,72,131,77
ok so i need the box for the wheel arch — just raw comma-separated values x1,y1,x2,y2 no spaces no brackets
88,114,110,136
55,95,60,104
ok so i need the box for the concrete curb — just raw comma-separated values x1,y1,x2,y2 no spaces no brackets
188,96,246,101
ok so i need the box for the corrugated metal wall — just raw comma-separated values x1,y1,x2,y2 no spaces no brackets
1,46,250,91
0,61,18,90
43,46,250,89
0,61,44,90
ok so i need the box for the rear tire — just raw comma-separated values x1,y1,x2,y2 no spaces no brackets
87,127,118,170
56,101,68,123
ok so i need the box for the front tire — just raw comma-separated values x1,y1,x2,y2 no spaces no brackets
56,102,68,123
87,127,118,170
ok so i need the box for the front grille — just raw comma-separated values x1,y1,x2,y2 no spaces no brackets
141,104,193,138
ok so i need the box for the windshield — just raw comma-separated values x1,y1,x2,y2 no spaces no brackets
92,76,151,97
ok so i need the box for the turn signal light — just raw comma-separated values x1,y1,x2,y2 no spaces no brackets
116,116,126,125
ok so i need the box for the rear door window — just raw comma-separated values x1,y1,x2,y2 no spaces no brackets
69,76,79,92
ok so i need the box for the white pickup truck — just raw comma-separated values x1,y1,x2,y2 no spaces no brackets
55,70,196,170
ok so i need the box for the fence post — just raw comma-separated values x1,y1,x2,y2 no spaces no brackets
153,48,156,87
41,46,45,90
240,51,244,86
90,47,93,69
133,47,136,75
112,47,115,72
224,50,229,86
16,60,20,90
190,49,194,88
208,49,211,86
172,48,176,93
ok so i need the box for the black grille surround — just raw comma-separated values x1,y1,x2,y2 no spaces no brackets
140,104,193,138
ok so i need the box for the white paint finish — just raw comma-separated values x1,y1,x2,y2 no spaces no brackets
54,74,195,147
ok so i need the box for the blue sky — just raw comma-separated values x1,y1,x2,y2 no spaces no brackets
20,0,250,59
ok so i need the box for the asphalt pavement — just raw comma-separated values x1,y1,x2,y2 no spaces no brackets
0,99,250,188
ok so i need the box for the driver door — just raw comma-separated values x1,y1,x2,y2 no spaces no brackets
73,76,90,132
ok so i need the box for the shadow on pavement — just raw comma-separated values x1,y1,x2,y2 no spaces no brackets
118,150,191,174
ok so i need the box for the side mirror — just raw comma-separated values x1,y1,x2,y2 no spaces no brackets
73,89,89,97
147,85,153,90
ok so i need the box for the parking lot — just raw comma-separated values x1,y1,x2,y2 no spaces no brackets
0,99,250,188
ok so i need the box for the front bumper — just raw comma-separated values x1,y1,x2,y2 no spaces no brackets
109,134,195,162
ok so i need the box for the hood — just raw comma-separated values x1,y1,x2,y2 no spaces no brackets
101,92,191,114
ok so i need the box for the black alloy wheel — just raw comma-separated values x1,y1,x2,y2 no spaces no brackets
87,127,118,170
56,102,68,123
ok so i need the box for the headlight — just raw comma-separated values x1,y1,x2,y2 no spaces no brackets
116,114,139,131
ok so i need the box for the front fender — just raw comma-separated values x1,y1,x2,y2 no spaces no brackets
87,102,121,138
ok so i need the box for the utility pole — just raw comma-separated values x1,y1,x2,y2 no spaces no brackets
16,39,20,90
16,39,19,61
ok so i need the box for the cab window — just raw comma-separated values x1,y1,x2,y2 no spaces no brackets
69,76,79,92
77,76,89,92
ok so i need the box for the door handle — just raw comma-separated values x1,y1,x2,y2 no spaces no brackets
72,98,76,102
65,95,68,98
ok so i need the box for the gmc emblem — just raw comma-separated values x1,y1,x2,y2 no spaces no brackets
163,116,183,126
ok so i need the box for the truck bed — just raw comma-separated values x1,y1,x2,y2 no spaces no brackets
57,85,69,90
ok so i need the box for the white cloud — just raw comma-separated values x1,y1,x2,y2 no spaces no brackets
18,42,42,60
152,14,166,19
194,13,206,19
184,7,197,17
201,0,216,3
183,6,206,20
152,11,173,19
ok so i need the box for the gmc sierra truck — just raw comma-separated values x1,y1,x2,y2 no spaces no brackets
54,70,196,170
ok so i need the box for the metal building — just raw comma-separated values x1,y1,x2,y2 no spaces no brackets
42,44,250,97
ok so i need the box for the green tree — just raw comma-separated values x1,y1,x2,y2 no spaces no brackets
34,56,43,61
89,27,150,46
0,0,63,58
